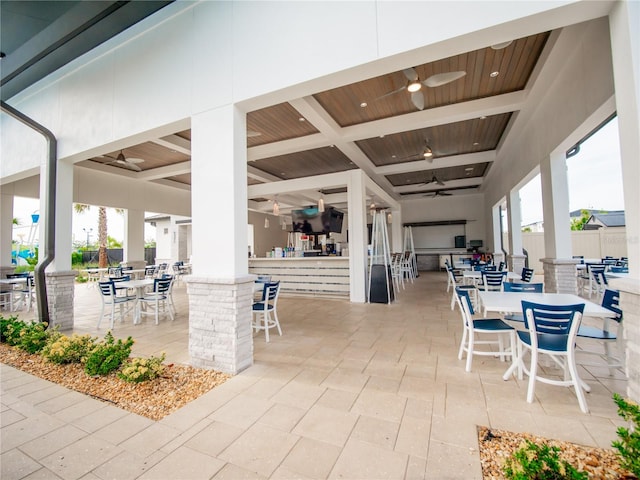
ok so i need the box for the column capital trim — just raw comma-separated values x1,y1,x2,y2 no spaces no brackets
540,258,580,266
185,274,255,285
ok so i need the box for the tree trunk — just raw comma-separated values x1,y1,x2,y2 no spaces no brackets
98,207,108,267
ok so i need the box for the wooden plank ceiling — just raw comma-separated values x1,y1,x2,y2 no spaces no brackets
76,31,550,207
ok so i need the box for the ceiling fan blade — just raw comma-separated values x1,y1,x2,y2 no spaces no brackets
124,162,142,172
424,71,466,88
411,91,425,110
439,191,452,196
374,85,406,101
402,67,419,82
247,130,262,138
435,177,445,186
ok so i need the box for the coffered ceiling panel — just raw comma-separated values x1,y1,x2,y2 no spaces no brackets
250,146,357,180
247,102,319,147
166,173,191,185
386,163,489,187
356,113,511,166
313,32,549,128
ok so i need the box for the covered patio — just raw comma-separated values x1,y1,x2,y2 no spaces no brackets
2,271,626,478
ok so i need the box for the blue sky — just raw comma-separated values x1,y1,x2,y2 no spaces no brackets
12,118,625,243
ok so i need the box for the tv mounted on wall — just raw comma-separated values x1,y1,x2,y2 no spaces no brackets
291,207,343,234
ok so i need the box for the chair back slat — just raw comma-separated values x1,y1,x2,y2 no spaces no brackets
455,287,475,316
521,301,585,337
503,282,543,293
98,280,116,296
521,268,534,282
261,281,280,301
154,278,172,294
482,271,506,288
602,289,623,322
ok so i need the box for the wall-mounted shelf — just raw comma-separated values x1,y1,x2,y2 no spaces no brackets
403,220,467,227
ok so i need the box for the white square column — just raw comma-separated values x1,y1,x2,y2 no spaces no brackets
124,209,145,265
507,189,526,275
187,104,254,374
0,189,14,272
540,152,577,293
348,170,367,303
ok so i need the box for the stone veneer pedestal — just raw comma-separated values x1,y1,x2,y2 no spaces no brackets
610,277,640,403
44,271,77,331
186,275,255,374
541,258,579,294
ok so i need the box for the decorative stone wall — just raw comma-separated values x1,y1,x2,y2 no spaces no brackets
509,254,527,277
610,277,640,403
186,275,255,374
541,258,579,294
43,271,77,330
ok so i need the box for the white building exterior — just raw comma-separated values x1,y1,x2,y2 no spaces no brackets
1,1,639,384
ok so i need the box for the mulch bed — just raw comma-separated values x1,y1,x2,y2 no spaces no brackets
477,426,636,479
0,343,230,420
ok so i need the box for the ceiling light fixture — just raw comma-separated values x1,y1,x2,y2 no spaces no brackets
473,142,479,146
407,79,422,93
273,199,280,216
490,71,499,78
360,102,367,108
298,117,306,122
264,217,270,229
318,194,325,213
480,116,487,120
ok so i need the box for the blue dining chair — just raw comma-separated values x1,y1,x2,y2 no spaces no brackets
503,300,588,413
454,287,516,373
502,283,544,323
576,289,623,375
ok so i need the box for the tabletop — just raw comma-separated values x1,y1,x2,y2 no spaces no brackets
477,291,613,318
118,278,155,289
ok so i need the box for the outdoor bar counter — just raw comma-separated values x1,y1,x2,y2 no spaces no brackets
249,257,349,297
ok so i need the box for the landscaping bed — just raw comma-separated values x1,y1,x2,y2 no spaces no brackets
477,425,635,479
0,343,229,420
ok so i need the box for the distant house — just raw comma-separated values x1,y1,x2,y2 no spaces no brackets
522,220,544,232
583,211,625,230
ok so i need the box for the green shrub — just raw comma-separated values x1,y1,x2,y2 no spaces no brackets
71,251,83,265
119,353,166,383
612,393,640,477
17,321,53,354
42,333,97,364
0,316,22,344
503,440,587,480
84,331,134,376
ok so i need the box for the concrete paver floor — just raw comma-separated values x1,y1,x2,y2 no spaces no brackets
1,272,627,479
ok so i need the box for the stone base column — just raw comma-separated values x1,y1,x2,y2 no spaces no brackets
492,252,504,267
509,254,527,277
186,275,254,374
43,271,77,331
1,265,16,278
610,277,640,403
541,258,579,294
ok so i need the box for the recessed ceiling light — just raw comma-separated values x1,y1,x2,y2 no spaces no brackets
298,117,306,122
360,102,368,108
473,142,479,146
391,155,396,158
480,116,487,120
465,167,474,171
490,71,499,78
379,135,384,138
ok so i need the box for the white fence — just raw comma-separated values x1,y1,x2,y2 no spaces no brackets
520,228,628,274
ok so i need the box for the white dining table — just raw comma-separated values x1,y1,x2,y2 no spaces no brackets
477,291,613,318
0,276,31,311
118,278,156,324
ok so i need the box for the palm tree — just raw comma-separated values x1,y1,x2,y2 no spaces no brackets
74,204,109,267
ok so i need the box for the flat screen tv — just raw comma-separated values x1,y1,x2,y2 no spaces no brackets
292,207,343,234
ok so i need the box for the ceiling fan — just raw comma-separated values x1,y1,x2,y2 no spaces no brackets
376,67,466,110
421,175,445,187
399,138,434,162
424,190,452,198
101,150,144,172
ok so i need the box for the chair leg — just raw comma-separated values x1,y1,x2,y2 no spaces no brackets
97,302,106,328
465,329,474,373
273,310,282,336
458,328,467,361
264,312,270,342
526,350,538,404
568,350,589,413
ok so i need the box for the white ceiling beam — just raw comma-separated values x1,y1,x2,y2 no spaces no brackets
374,151,496,175
136,161,191,181
248,171,351,198
151,134,191,155
341,90,527,141
150,178,191,191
